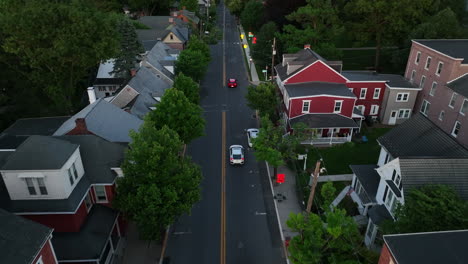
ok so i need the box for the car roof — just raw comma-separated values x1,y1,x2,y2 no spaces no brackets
247,128,259,133
230,144,243,149
229,78,236,82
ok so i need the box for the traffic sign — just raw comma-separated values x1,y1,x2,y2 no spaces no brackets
243,44,247,49
277,174,285,184
262,70,267,73
240,34,244,39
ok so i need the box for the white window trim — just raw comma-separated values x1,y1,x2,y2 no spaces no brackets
449,93,458,108
398,109,411,119
94,185,108,203
357,105,365,115
396,93,409,102
460,99,468,116
439,110,445,121
302,100,311,113
436,61,443,76
415,51,421,65
420,75,426,89
429,82,437,96
349,88,354,93
451,121,461,137
360,88,367,99
370,105,379,115
373,88,381,99
333,100,343,113
410,70,416,83
35,256,44,264
424,56,431,70
84,193,93,212
420,100,430,116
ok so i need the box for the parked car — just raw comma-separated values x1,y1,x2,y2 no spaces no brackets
246,128,259,148
227,78,237,88
229,145,244,165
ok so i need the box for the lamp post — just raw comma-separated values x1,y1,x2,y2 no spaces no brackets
249,58,253,70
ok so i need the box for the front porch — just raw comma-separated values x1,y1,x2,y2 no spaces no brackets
301,133,352,145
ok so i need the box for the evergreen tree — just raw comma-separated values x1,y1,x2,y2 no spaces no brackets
180,0,198,12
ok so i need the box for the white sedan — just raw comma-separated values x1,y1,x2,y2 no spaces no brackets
229,145,244,165
246,128,259,148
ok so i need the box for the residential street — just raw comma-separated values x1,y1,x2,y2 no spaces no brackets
165,2,285,264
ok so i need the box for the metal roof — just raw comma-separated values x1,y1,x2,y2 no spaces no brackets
285,82,356,98
341,71,418,89
290,114,360,129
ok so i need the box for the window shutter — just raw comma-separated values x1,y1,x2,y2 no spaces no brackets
383,185,389,202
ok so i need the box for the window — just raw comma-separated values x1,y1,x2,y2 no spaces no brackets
357,105,365,115
425,56,431,70
70,163,78,180
420,100,430,116
349,88,354,93
398,109,411,118
360,88,367,99
84,193,93,211
68,169,74,186
36,256,44,264
170,34,174,40
373,88,381,99
415,51,421,64
460,99,468,115
25,178,37,195
451,121,461,137
396,93,409,102
385,190,394,207
302,100,310,113
449,93,458,108
429,82,437,96
334,100,343,113
37,178,48,195
370,105,379,115
94,185,108,202
420,75,426,89
439,110,445,121
436,62,443,75
366,221,375,239
410,70,416,83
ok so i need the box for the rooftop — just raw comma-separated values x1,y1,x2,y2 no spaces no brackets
275,48,328,81
447,73,468,98
284,82,356,98
368,204,392,225
350,165,379,203
414,39,468,63
384,230,468,263
290,114,359,129
2,116,69,136
341,71,419,89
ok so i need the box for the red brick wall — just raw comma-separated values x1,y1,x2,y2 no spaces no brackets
346,82,386,116
66,118,95,136
32,238,58,264
378,243,395,264
24,201,88,232
286,61,347,84
289,96,356,118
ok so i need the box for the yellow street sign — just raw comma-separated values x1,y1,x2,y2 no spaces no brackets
243,44,248,49
240,34,244,39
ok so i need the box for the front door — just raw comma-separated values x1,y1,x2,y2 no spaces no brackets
389,110,397,125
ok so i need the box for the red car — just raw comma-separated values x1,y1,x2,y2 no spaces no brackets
227,78,237,88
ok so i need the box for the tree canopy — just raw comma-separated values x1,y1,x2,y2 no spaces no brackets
127,0,174,16
240,0,265,32
176,49,210,82
114,121,202,240
409,8,467,39
180,0,199,12
173,73,200,105
147,88,205,144
251,21,277,67
245,82,279,122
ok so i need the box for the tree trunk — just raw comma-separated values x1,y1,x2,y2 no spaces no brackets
374,31,382,71
273,166,277,180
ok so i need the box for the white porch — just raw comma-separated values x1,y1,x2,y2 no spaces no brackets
301,133,352,145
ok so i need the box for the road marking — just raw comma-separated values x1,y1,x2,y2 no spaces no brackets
222,2,226,87
255,211,267,216
220,111,226,264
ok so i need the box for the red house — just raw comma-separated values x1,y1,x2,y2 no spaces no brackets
0,119,127,264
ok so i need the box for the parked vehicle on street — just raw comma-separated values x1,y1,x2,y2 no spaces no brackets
227,78,237,88
229,145,244,165
246,128,259,148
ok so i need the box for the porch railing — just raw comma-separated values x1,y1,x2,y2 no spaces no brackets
301,134,352,145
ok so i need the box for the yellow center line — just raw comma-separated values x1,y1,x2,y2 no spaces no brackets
221,111,226,264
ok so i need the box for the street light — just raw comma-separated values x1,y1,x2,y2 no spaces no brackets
249,58,253,69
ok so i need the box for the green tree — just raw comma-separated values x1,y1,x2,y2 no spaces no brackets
0,0,120,112
245,82,279,122
114,121,202,240
287,182,376,264
173,73,200,105
382,185,468,234
127,0,174,15
251,21,277,67
180,0,198,12
187,36,211,60
112,17,145,82
226,0,248,16
147,88,205,144
240,0,264,32
409,8,468,39
176,49,210,82
279,0,343,58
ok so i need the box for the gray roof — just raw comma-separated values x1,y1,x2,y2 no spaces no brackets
2,116,69,136
285,82,355,98
141,39,158,52
399,158,468,200
54,99,143,143
414,39,468,63
0,208,53,264
378,114,468,158
275,49,327,81
368,204,392,225
0,134,28,149
136,16,189,50
52,205,118,262
146,41,176,80
350,165,379,203
447,73,468,98
138,16,186,29
180,10,200,24
341,71,419,89
2,136,79,170
290,114,360,129
384,230,468,264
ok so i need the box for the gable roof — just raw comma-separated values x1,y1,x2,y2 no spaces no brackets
53,99,143,143
0,208,53,264
285,82,356,98
447,73,468,98
413,39,468,63
275,48,331,81
94,59,124,86
136,16,188,50
384,230,468,263
176,9,200,24
399,158,468,200
2,116,69,136
1,136,79,170
350,165,379,203
145,41,176,79
368,204,392,225
378,114,468,158
341,71,419,89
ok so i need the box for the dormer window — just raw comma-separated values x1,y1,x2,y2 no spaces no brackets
170,34,174,40
25,178,48,196
68,169,74,186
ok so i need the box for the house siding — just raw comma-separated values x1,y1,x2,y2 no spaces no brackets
380,88,418,125
288,96,355,118
285,61,347,84
32,238,58,264
378,243,395,264
346,82,386,116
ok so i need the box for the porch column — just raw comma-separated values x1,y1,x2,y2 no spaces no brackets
349,128,354,141
329,129,334,145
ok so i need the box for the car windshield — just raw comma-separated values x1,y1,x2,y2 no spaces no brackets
233,154,242,159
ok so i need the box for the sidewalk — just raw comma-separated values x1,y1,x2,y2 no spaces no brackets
115,222,162,264
265,163,303,263
238,25,260,84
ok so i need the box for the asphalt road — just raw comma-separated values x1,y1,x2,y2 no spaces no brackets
165,3,285,264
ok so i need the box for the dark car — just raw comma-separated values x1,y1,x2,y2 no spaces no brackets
227,78,237,88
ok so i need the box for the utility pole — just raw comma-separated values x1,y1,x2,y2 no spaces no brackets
306,160,321,213
271,37,276,81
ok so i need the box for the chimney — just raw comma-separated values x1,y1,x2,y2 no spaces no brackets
169,17,174,24
182,6,186,10
87,87,96,104
67,118,91,135
172,11,178,17
130,69,137,77
304,44,311,49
